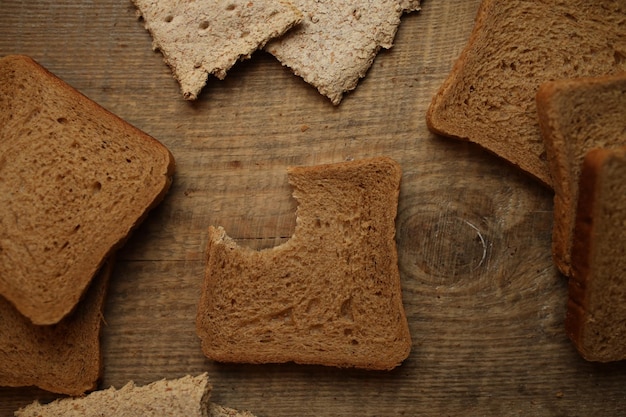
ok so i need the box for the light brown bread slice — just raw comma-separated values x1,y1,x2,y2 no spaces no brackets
15,374,212,417
196,157,411,370
536,73,626,277
565,146,626,362
0,258,112,396
426,0,626,187
133,0,303,100
265,0,421,105
0,55,175,325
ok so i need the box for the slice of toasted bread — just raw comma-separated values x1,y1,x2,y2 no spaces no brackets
565,146,626,362
196,157,411,370
0,55,175,325
132,0,302,100
0,258,112,395
265,0,421,105
536,73,626,277
15,374,212,417
426,0,626,187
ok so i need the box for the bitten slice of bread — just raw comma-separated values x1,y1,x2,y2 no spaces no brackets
565,146,626,362
0,258,112,396
196,157,411,370
133,0,302,100
426,0,626,187
537,73,626,277
265,0,420,105
15,374,212,417
0,55,175,325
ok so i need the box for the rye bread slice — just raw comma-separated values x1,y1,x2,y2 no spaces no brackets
565,146,626,362
536,73,626,277
426,0,626,187
265,0,421,105
15,374,212,417
196,157,411,370
132,0,303,100
0,258,112,396
0,55,175,325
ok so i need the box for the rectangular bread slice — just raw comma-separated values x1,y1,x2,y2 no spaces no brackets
536,73,626,277
565,146,626,362
426,0,626,187
0,55,175,325
196,157,411,370
0,258,112,395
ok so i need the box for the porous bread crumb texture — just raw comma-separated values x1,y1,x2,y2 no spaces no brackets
0,260,111,396
210,403,257,417
0,55,175,325
265,0,421,105
536,73,626,277
133,0,303,100
196,157,411,370
15,374,212,417
566,147,626,362
426,0,626,187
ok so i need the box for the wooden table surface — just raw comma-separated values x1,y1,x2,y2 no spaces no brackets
3,0,626,415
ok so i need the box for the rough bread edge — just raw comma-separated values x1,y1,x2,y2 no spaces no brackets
0,55,176,325
565,147,616,361
267,1,421,106
197,157,411,370
132,0,303,100
14,374,212,417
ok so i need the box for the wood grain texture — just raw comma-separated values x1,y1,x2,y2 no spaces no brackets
3,0,626,415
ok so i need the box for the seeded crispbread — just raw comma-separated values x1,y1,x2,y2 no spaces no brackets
132,0,303,100
196,157,411,370
265,0,421,105
426,0,626,187
0,259,112,396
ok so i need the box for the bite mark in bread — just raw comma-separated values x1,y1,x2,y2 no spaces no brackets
196,157,411,370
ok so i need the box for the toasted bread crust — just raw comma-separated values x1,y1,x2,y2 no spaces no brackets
0,55,175,324
566,147,626,361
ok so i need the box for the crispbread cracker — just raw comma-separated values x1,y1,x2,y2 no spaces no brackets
265,0,421,104
15,374,212,417
133,0,303,100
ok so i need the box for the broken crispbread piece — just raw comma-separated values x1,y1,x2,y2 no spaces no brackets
0,259,112,396
133,0,303,100
265,0,421,105
196,157,411,370
15,374,212,417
